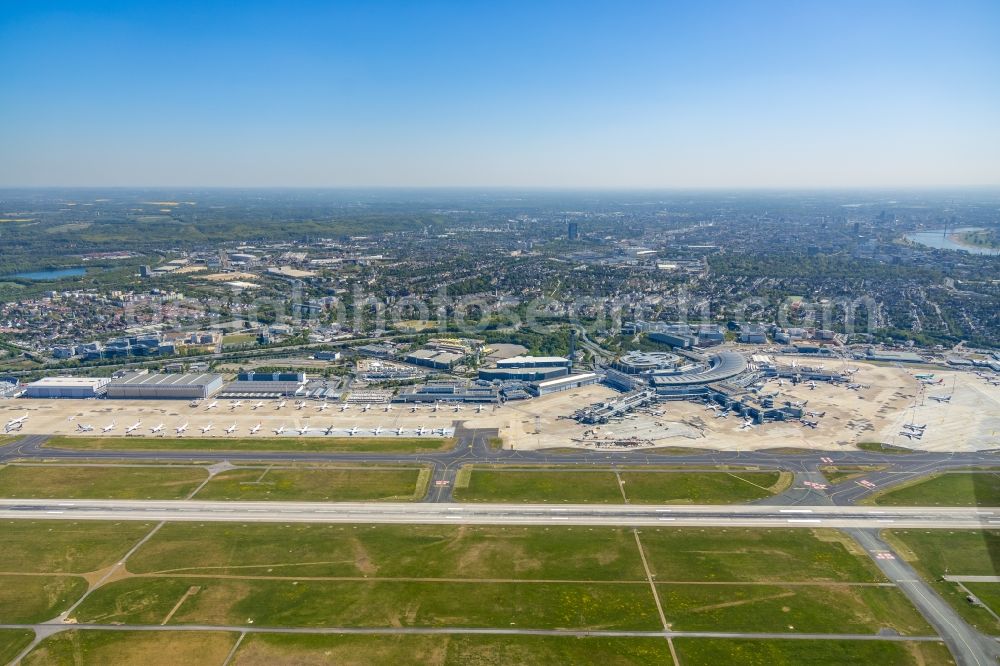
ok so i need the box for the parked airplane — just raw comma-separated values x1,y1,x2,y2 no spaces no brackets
415,426,428,436
920,378,944,385
249,423,262,435
434,427,447,435
431,402,441,412
359,404,370,412
900,430,922,440
903,423,927,431
805,411,826,418
189,399,201,408
410,405,420,412
801,419,818,429
383,404,394,412
324,425,336,436
206,401,219,410
150,423,165,434
200,423,214,434
4,414,28,431
346,426,359,436
317,402,330,412
740,418,756,431
125,421,142,434
76,423,94,432
175,422,189,434
477,404,486,413
273,425,285,435
915,373,935,380
230,400,243,410
340,403,351,412
225,424,238,434
807,381,817,390
372,426,382,435
296,425,310,436
275,400,286,409
294,401,306,410
929,394,952,403
395,427,405,436
452,404,463,412
101,421,117,433
253,401,265,410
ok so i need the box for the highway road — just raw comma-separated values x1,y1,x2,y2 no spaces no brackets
2,499,997,529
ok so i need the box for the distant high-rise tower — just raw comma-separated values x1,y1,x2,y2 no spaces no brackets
567,221,579,240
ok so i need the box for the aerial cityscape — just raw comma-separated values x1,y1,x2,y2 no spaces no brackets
1,1,999,665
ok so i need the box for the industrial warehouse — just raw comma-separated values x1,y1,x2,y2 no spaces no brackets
105,371,224,400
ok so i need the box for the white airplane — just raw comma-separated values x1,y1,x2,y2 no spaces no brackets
206,401,219,410
317,402,330,412
324,425,336,436
249,423,262,435
76,423,94,432
919,377,944,385
4,414,28,431
929,395,952,403
806,410,826,418
230,400,243,410
410,404,420,412
101,421,117,433
175,422,189,434
477,404,486,413
778,378,785,387
383,404,394,412
200,423,214,434
900,430,923,440
189,399,201,408
415,426,428,436
452,404,463,412
125,420,142,434
740,418,756,431
346,426,359,436
150,423,165,434
915,373,935,380
434,427,447,435
339,403,351,411
276,400,286,409
252,401,264,410
715,410,728,418
296,425,310,436
225,424,238,434
395,426,405,435
903,423,927,431
808,381,817,390
431,402,441,412
361,404,372,412
801,419,818,429
372,426,382,435
294,400,306,410
273,425,286,435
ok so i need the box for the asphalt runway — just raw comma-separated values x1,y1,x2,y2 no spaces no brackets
1,498,996,529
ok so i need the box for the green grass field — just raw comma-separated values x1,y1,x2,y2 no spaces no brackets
22,630,239,666
193,465,429,501
659,583,931,635
231,633,674,665
870,472,1000,506
819,465,887,485
72,577,662,630
673,638,952,665
125,523,648,580
639,528,883,583
0,630,34,666
2,520,154,573
0,464,207,500
45,435,455,454
883,529,1000,633
0,575,88,623
452,467,788,504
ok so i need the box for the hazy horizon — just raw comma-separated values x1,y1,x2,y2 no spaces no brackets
2,1,999,188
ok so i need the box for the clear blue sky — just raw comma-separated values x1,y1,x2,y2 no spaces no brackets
1,0,998,187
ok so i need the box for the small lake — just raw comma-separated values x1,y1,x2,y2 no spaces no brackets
9,268,87,281
905,227,1000,256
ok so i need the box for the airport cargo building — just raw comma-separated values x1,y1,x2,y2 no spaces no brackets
106,371,224,400
24,377,110,399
